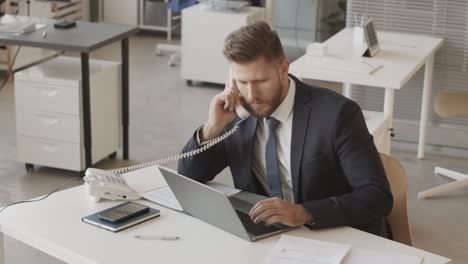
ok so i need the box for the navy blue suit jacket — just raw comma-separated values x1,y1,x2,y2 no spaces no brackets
178,75,393,237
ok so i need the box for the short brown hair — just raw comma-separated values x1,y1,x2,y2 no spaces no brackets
223,20,285,64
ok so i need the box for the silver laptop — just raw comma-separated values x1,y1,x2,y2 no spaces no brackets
158,167,294,242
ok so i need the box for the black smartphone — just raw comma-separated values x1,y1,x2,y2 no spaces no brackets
98,202,149,223
54,20,77,29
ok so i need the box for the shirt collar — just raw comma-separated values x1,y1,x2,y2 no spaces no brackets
269,77,295,124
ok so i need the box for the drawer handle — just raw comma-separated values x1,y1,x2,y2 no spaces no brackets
41,143,59,153
39,87,58,97
38,115,60,126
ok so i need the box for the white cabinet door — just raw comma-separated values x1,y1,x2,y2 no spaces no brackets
102,0,138,25
181,6,265,84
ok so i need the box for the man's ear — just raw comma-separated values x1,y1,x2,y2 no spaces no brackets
279,59,290,81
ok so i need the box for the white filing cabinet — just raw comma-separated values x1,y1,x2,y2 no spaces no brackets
181,5,265,84
14,56,121,172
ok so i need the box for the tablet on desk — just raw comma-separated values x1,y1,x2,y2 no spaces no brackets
363,18,380,57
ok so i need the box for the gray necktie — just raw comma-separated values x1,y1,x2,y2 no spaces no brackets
265,117,283,198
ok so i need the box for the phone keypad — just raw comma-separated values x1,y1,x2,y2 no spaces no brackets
93,170,127,186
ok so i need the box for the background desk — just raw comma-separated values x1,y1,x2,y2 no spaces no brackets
0,16,139,169
0,181,450,263
290,28,443,159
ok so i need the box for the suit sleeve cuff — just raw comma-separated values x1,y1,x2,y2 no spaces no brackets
196,125,216,147
301,205,317,228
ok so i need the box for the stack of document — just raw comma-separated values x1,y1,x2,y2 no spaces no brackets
262,235,351,264
262,235,423,264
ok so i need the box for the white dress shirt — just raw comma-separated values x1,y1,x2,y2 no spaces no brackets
252,78,295,203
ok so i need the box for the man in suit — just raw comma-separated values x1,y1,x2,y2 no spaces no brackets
178,21,393,237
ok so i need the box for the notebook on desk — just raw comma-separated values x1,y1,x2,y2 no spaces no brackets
82,204,160,232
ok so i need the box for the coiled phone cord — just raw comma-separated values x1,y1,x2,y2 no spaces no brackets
109,119,245,174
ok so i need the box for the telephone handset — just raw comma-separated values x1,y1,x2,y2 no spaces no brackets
230,69,250,120
235,104,250,120
83,69,251,202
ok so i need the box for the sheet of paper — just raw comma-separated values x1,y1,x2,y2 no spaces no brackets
122,165,241,210
141,182,242,211
343,248,423,264
306,56,381,75
142,186,183,211
35,24,46,30
205,182,242,196
122,166,168,194
262,235,351,264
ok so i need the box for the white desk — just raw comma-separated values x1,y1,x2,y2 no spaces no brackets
289,28,443,159
0,185,450,264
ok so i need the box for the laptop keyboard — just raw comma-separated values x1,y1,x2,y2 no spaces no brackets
235,210,281,236
229,196,284,236
229,196,253,213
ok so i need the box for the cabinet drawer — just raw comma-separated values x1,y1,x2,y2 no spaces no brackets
15,81,80,115
17,136,81,171
16,111,80,143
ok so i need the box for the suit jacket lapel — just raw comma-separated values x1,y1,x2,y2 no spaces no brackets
290,77,312,203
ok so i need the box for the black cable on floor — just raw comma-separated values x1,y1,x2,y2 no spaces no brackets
0,176,81,216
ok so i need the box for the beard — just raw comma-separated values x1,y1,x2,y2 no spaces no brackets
244,88,284,118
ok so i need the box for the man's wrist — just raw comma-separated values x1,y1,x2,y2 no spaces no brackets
200,122,222,142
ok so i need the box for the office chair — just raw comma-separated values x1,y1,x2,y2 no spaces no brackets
380,153,413,246
418,90,468,199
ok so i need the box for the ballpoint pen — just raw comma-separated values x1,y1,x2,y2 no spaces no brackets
361,60,383,75
369,64,383,75
134,235,180,241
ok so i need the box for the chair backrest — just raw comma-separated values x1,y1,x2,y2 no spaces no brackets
380,153,413,246
435,90,468,118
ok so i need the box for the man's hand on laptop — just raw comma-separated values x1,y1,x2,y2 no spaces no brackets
249,197,313,227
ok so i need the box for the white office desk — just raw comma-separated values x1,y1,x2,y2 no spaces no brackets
290,28,443,159
0,185,450,264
